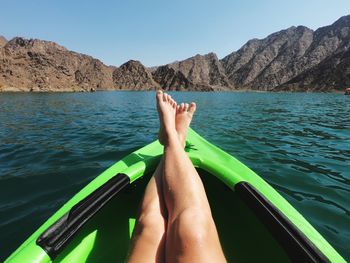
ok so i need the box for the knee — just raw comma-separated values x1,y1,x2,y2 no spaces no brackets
136,210,166,237
173,208,213,244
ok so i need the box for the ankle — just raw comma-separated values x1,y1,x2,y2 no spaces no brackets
178,134,186,148
164,131,182,148
165,127,177,138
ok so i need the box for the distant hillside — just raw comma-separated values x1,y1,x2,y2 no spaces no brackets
221,26,315,90
113,60,159,90
1,15,350,92
223,15,350,91
0,37,114,92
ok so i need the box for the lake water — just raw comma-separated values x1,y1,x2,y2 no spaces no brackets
0,91,349,261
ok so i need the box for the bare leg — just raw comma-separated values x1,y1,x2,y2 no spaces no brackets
156,91,226,263
127,92,183,262
127,159,167,263
128,92,180,262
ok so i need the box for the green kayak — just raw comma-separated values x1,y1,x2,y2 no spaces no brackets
6,129,345,262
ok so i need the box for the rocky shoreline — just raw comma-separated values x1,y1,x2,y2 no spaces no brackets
1,15,350,93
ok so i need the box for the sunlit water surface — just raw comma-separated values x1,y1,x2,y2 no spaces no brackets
0,91,349,260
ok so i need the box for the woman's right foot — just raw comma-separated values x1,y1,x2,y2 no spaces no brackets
176,102,196,147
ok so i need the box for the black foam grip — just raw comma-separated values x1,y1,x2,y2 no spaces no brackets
37,173,130,260
235,182,329,263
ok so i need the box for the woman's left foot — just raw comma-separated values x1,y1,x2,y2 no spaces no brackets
156,90,178,146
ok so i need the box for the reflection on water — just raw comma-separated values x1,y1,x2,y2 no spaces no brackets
0,91,349,260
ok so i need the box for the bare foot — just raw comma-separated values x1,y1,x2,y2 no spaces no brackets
156,90,178,145
176,101,196,147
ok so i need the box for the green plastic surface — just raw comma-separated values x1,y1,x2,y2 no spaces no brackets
5,129,346,263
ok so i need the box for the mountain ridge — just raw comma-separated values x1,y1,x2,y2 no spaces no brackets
1,14,350,92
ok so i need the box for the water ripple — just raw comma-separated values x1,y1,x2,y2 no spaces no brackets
0,91,349,261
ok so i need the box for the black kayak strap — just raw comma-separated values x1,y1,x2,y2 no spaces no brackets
36,173,130,260
235,182,329,263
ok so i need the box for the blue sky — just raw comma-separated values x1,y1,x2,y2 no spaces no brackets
1,0,350,66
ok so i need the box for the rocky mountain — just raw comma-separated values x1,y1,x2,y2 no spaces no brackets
222,15,350,91
165,53,232,90
163,15,350,92
152,53,231,91
277,48,350,91
221,26,315,89
0,37,114,92
0,15,350,92
152,65,191,91
276,15,350,91
113,60,159,90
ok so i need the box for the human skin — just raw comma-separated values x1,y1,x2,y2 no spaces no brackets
128,91,226,263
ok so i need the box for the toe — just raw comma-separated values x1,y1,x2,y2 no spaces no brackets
156,90,163,101
180,103,185,112
162,93,167,102
189,102,196,113
184,103,189,111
